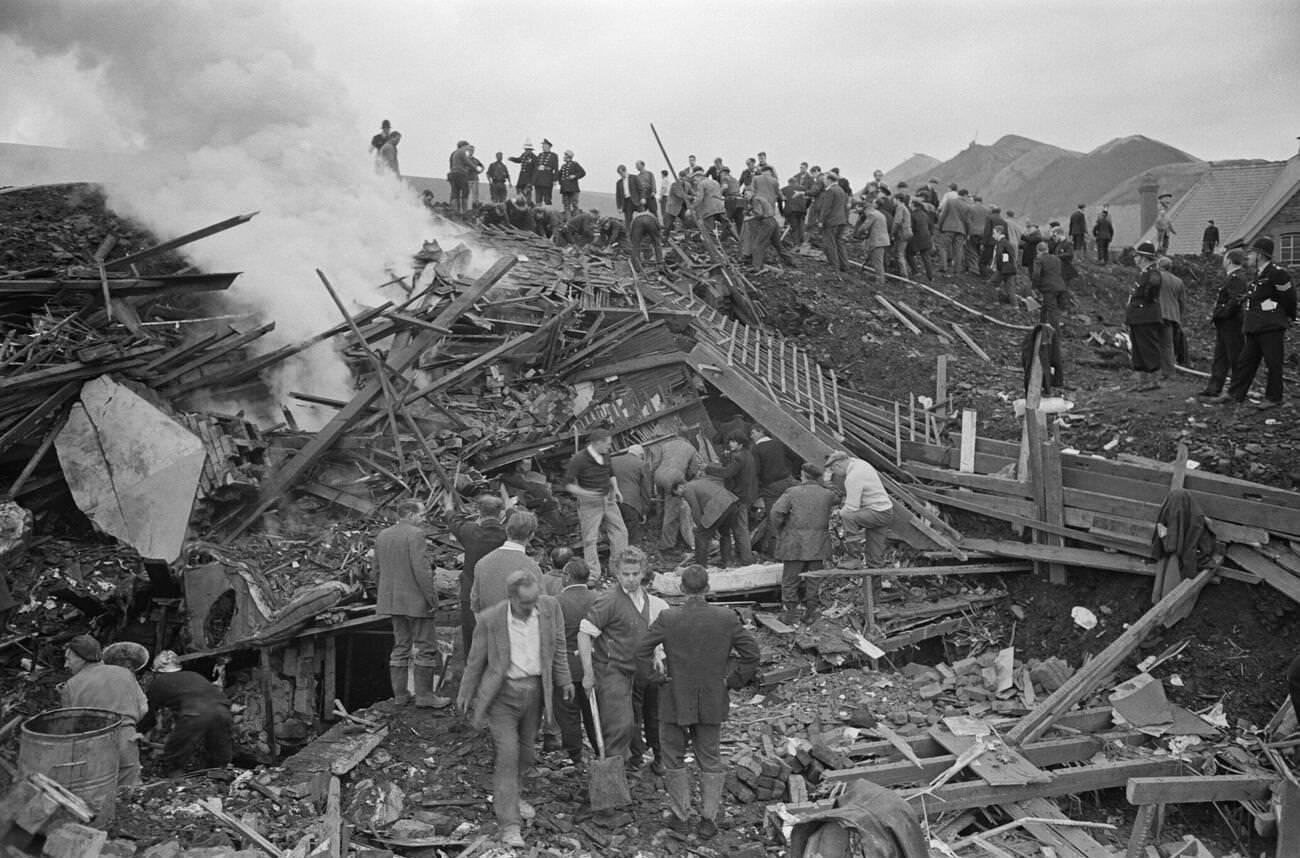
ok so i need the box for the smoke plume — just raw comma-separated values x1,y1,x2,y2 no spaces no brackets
0,0,489,422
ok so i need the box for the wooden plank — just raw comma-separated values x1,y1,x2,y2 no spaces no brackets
1227,544,1300,605
330,726,390,776
878,618,962,651
1005,799,1116,858
1207,518,1269,545
875,294,921,334
903,757,1181,811
1006,568,1215,746
930,729,1051,786
912,486,1156,558
845,708,1116,759
1040,438,1069,584
829,730,1147,787
0,381,79,455
324,775,342,858
802,562,1030,579
959,410,977,473
961,538,1154,575
1125,774,1273,805
894,298,953,343
951,322,992,362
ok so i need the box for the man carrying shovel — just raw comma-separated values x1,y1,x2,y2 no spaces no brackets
577,547,667,774
636,565,759,837
457,570,572,849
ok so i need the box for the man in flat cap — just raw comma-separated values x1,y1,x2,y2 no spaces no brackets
61,634,147,786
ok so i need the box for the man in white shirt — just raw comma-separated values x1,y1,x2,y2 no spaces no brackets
458,571,573,849
824,451,895,567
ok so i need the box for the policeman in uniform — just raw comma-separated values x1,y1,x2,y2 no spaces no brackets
1220,236,1295,410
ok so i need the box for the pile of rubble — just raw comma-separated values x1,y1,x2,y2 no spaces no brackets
7,184,1300,857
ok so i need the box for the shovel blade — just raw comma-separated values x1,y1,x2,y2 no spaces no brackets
588,756,631,810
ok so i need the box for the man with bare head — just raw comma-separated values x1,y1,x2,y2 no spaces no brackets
376,499,449,709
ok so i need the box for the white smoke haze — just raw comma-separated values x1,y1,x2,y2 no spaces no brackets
0,0,497,425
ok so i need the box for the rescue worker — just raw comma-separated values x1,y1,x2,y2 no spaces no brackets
60,634,147,787
138,651,234,779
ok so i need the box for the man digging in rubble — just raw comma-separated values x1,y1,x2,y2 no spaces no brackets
457,570,572,849
654,427,702,555
138,651,234,779
636,564,759,838
674,473,753,568
60,634,147,787
376,499,450,710
564,428,629,581
578,547,667,774
824,451,894,568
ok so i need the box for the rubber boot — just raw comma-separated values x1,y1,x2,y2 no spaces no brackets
780,603,801,626
663,767,692,833
374,666,411,712
412,665,451,709
697,771,727,839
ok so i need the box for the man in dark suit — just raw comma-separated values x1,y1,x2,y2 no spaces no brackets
554,559,598,766
636,565,760,838
615,164,643,228
376,499,449,709
1069,204,1088,253
451,495,507,657
457,570,573,849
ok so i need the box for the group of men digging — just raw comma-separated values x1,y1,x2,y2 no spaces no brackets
368,418,900,847
55,635,234,788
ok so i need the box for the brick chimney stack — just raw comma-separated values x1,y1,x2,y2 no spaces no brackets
1138,174,1159,236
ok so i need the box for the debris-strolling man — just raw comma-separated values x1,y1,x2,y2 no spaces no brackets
457,570,573,850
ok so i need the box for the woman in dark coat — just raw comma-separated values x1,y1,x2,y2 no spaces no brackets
1126,242,1166,391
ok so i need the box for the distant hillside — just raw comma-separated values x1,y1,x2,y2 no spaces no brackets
903,135,1079,207
902,133,1203,224
882,153,939,187
1018,135,1200,221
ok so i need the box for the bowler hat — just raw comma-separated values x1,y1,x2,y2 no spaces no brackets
1135,241,1158,256
1252,236,1275,257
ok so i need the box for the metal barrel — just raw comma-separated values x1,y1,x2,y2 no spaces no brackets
18,707,123,824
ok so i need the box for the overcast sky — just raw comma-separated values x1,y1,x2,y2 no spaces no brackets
2,0,1298,185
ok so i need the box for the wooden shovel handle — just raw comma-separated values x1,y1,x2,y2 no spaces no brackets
586,687,607,760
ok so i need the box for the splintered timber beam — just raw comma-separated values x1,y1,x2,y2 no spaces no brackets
221,256,516,541
105,211,258,270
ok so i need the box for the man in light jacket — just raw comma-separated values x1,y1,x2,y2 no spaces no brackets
458,571,572,849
